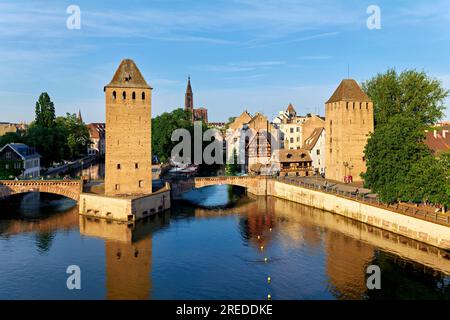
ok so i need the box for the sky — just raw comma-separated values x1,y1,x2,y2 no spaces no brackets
0,0,450,123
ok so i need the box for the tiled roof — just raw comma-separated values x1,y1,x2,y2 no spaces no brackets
425,126,450,154
303,127,324,151
105,59,151,89
286,103,296,114
1,143,41,160
326,79,371,104
87,123,105,139
278,148,312,163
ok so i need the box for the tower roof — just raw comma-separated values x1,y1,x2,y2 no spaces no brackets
326,79,371,104
286,103,296,114
105,59,151,89
186,76,193,93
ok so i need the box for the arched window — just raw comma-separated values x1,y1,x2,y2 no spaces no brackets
142,92,145,100
122,91,126,100
132,92,136,100
112,91,116,100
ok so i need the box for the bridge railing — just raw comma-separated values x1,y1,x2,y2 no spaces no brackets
270,176,450,227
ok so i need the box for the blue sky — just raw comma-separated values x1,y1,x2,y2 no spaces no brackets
1,0,450,123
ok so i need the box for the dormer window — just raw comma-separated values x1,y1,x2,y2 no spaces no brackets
122,91,126,100
112,91,116,100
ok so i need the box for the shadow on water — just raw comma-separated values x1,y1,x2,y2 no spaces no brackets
0,192,78,254
176,184,251,210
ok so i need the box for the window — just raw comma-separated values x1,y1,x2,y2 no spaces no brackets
117,164,121,169
135,163,139,169
297,137,300,142
316,149,320,155
112,91,116,100
115,184,120,191
5,151,12,160
290,138,294,143
122,91,126,100
139,180,144,188
290,128,294,133
142,92,145,100
132,92,136,100
296,127,300,132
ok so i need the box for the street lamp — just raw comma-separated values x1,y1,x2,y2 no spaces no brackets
343,161,348,182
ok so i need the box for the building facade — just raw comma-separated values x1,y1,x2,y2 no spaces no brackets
87,123,106,156
325,79,374,182
274,148,313,177
104,59,153,196
0,122,28,136
0,143,40,179
303,127,326,175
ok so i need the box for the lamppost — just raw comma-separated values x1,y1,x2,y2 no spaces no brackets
343,161,348,182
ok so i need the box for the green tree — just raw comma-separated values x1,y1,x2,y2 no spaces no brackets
25,124,66,167
402,155,449,207
35,92,56,128
362,69,448,126
362,115,431,203
151,108,192,163
56,113,91,159
226,148,239,176
0,131,24,147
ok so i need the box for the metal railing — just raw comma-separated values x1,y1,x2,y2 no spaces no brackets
270,176,450,227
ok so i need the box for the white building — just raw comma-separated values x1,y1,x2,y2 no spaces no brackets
303,127,326,176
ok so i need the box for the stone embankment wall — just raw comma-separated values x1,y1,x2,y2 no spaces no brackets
267,180,450,250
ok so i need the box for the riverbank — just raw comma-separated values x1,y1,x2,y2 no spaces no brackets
266,178,450,250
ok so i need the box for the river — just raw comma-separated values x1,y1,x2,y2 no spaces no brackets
0,183,450,300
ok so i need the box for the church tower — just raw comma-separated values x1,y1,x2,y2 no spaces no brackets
325,79,374,182
104,59,152,195
185,76,194,116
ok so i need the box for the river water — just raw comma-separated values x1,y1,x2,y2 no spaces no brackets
1,184,450,300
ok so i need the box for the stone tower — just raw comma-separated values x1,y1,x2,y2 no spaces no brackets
104,59,152,195
325,79,374,182
185,76,194,114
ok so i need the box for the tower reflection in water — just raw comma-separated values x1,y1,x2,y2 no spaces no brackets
79,212,169,300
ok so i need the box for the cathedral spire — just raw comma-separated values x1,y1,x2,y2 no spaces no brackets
77,109,83,123
185,75,194,113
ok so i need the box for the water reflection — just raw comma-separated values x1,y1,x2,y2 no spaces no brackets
1,188,450,299
80,213,169,300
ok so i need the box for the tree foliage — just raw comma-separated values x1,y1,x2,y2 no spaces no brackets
0,93,91,168
151,108,193,163
363,115,431,202
363,69,450,207
362,69,448,126
35,92,56,128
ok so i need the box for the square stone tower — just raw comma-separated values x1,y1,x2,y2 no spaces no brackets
104,59,152,195
325,79,374,182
